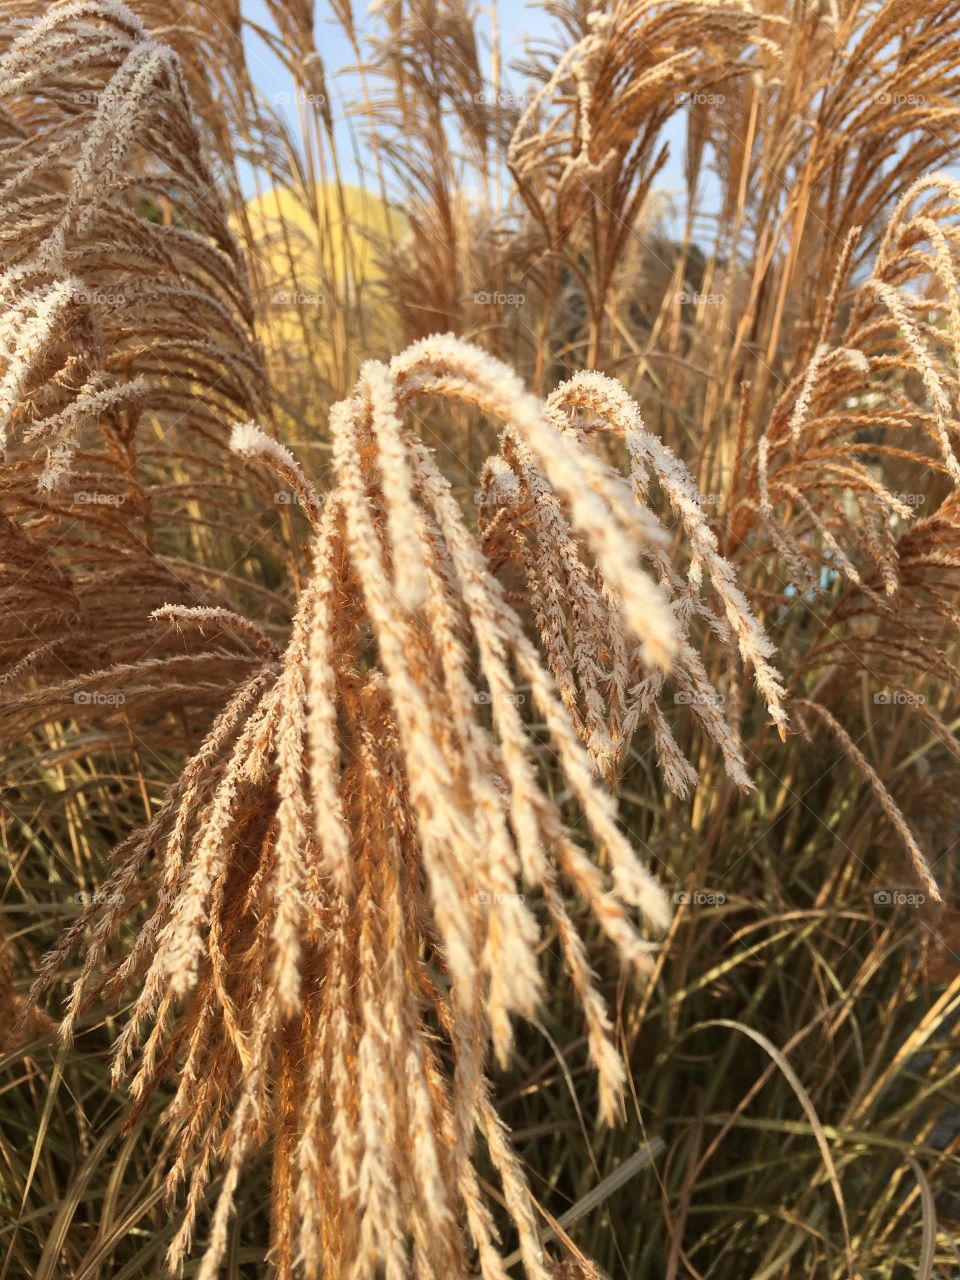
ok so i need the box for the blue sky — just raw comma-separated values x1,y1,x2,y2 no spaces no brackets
238,0,694,207
240,0,556,190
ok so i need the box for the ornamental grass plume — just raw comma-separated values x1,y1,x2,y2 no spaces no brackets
507,0,756,365
0,0,289,751
482,367,787,785
27,331,785,1279
740,175,960,902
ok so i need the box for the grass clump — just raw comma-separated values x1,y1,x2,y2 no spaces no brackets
2,1,960,1278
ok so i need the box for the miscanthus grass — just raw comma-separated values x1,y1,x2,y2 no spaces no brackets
22,328,787,1276
3,0,960,1277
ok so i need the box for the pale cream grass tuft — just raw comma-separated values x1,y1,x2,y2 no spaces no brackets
24,326,789,1279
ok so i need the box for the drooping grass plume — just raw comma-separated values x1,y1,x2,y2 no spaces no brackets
0,0,293,753
24,324,789,1277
